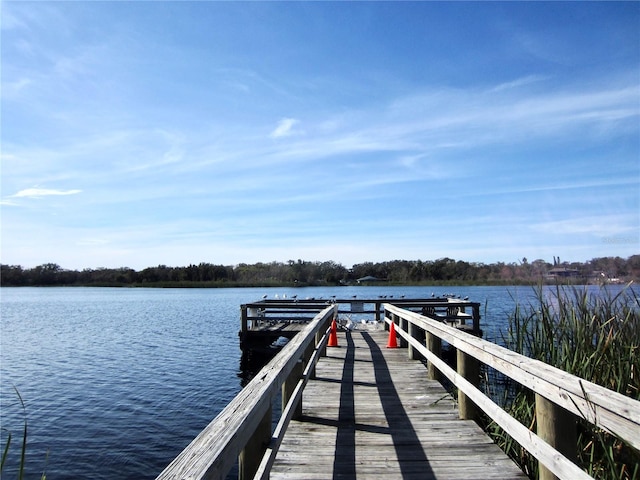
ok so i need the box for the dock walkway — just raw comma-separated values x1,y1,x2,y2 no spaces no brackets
270,328,527,480
157,302,639,480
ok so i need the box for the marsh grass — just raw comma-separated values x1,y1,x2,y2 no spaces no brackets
483,283,640,479
1,387,47,480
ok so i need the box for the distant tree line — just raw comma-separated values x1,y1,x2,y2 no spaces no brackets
1,256,638,287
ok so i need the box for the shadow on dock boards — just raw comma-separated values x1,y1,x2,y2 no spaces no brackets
331,330,435,480
333,330,356,479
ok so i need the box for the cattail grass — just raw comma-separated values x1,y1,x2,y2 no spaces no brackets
484,283,640,479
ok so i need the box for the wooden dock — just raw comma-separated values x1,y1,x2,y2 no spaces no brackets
157,301,640,480
270,328,527,479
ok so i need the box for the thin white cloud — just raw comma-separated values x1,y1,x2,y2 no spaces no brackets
460,178,640,198
256,80,639,171
491,74,549,92
76,238,110,246
530,215,637,237
2,77,33,98
270,118,300,138
11,188,82,198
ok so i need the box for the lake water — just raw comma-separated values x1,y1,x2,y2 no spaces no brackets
0,284,628,479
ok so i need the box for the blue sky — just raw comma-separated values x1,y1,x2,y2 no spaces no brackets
1,1,639,270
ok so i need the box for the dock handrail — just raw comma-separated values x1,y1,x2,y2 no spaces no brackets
240,297,481,334
384,303,640,480
156,305,337,480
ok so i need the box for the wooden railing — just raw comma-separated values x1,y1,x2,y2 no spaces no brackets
156,305,337,480
384,303,640,480
240,297,481,334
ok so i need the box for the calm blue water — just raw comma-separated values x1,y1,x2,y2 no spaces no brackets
0,285,629,479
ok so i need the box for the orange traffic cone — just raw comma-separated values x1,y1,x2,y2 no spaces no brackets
328,319,339,347
386,321,398,348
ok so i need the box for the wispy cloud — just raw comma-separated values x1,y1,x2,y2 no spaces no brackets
491,74,549,92
530,214,638,237
2,77,33,98
11,188,82,198
270,118,300,138
460,178,640,198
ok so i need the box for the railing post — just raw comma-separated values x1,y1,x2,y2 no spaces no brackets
408,321,424,360
283,359,303,419
472,304,480,334
305,338,316,379
317,309,334,359
456,349,479,420
407,320,415,358
241,305,248,333
425,331,441,381
239,405,272,480
535,394,577,480
399,315,408,348
316,328,325,358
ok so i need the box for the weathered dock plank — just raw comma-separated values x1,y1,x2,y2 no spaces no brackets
269,329,527,480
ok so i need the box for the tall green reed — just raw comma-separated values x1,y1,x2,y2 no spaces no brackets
1,387,47,480
484,283,639,479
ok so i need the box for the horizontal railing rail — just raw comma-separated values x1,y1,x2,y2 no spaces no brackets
384,303,640,480
252,317,333,480
156,305,336,480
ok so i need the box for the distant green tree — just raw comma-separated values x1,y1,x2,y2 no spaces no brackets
0,265,26,285
2,255,639,287
32,263,62,285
